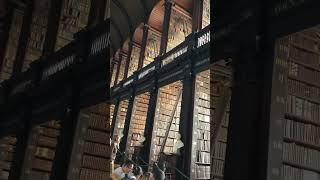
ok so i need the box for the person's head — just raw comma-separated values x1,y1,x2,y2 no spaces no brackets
140,172,154,180
122,160,134,173
133,166,143,177
159,161,166,171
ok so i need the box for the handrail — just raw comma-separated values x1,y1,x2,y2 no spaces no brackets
110,25,211,97
115,148,190,179
0,19,110,107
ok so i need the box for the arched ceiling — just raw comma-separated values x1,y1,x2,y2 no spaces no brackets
110,0,160,57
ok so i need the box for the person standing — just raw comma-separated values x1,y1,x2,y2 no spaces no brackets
112,160,135,180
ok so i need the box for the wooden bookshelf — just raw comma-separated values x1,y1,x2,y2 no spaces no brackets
70,103,112,180
127,45,140,77
111,62,118,87
202,0,210,29
192,70,211,180
55,0,91,50
0,135,17,180
113,100,129,142
117,54,127,83
166,7,192,52
0,9,24,80
22,120,61,180
126,92,150,159
149,81,183,166
275,28,320,180
143,29,161,67
22,0,50,71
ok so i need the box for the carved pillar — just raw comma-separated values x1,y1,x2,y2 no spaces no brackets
124,39,133,79
139,86,158,170
223,33,275,180
111,99,120,137
177,61,196,179
88,0,107,26
8,103,31,180
50,105,80,179
159,0,173,55
13,0,33,74
42,0,63,56
138,24,149,69
118,95,135,161
114,53,122,85
0,4,13,75
192,0,203,32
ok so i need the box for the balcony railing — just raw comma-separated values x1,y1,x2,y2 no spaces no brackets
111,25,210,98
0,20,110,120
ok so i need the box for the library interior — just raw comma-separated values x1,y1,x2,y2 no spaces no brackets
0,0,319,180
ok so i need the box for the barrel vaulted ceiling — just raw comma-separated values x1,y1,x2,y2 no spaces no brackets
110,0,160,56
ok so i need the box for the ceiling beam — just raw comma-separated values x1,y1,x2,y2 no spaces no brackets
111,0,134,35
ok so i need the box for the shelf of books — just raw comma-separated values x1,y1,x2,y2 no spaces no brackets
23,0,51,72
110,104,115,127
202,0,210,29
55,0,91,51
0,136,17,180
149,81,183,179
166,7,192,52
23,120,61,180
143,28,161,68
125,92,150,159
127,44,140,78
77,103,111,180
112,100,130,145
275,28,320,180
1,9,24,80
190,61,232,180
111,61,118,87
192,70,211,180
210,62,232,180
117,53,127,84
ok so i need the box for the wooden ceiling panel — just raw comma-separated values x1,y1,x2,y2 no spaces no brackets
133,23,144,45
110,0,162,57
148,1,165,32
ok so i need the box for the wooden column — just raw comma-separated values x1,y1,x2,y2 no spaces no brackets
118,95,135,162
111,99,120,138
159,0,173,55
50,103,80,180
138,24,149,69
8,104,31,180
223,34,273,180
192,0,203,32
110,56,115,86
18,125,41,179
177,63,196,179
0,4,13,75
140,86,158,170
12,0,33,74
42,0,63,56
114,54,122,85
124,39,133,79
88,0,107,27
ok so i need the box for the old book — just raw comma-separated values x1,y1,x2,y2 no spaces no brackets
82,155,110,171
167,8,192,52
79,168,108,180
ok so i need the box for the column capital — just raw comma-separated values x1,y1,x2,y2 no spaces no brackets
165,0,174,6
143,23,150,31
